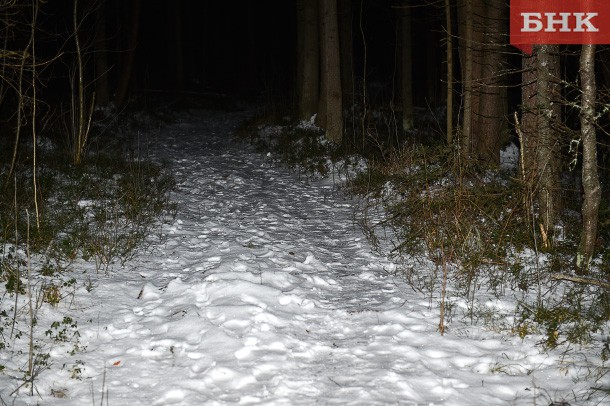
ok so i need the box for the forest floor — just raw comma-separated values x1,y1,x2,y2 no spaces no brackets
1,109,608,405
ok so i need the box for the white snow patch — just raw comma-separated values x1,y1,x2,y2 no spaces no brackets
2,110,605,406
500,142,519,170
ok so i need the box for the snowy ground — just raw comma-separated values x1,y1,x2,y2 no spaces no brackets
2,110,607,405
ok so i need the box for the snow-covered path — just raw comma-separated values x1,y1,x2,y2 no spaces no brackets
26,111,599,405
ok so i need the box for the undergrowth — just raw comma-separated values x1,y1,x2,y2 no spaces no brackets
243,106,610,397
351,142,609,347
0,108,176,397
239,114,350,180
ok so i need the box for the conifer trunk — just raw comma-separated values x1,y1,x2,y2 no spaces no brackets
318,0,343,143
577,44,600,273
444,0,452,144
535,45,561,243
298,0,319,120
460,0,473,158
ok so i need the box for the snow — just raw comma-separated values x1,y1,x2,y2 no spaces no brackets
1,110,606,405
296,115,319,131
501,143,519,171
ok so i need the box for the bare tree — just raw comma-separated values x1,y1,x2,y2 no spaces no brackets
70,0,95,165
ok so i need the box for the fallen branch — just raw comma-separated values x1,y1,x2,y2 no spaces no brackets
552,273,610,289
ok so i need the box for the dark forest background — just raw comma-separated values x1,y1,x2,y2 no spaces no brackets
11,0,459,109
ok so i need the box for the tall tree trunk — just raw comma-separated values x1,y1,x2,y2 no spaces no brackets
535,44,561,244
94,0,109,105
338,0,353,108
73,0,89,165
458,0,507,165
475,0,507,165
460,0,473,158
298,0,319,120
115,0,141,106
401,0,413,132
445,0,453,144
318,0,343,143
521,51,537,224
296,0,305,111
577,44,600,273
521,45,561,247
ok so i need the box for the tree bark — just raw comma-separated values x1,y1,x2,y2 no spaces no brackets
535,45,561,243
444,0,453,144
298,0,319,120
475,0,506,165
521,52,537,178
318,0,343,143
577,44,600,273
521,45,561,247
460,0,473,158
338,0,353,107
458,0,507,165
296,0,305,111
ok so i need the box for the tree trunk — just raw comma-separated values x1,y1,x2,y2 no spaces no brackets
535,44,561,244
475,0,506,165
94,0,109,105
115,0,141,107
520,50,537,225
521,45,561,247
298,0,319,120
401,1,413,132
460,0,473,158
296,0,305,111
318,0,343,143
577,44,600,273
338,0,353,107
458,0,507,165
444,0,453,144
521,51,538,182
